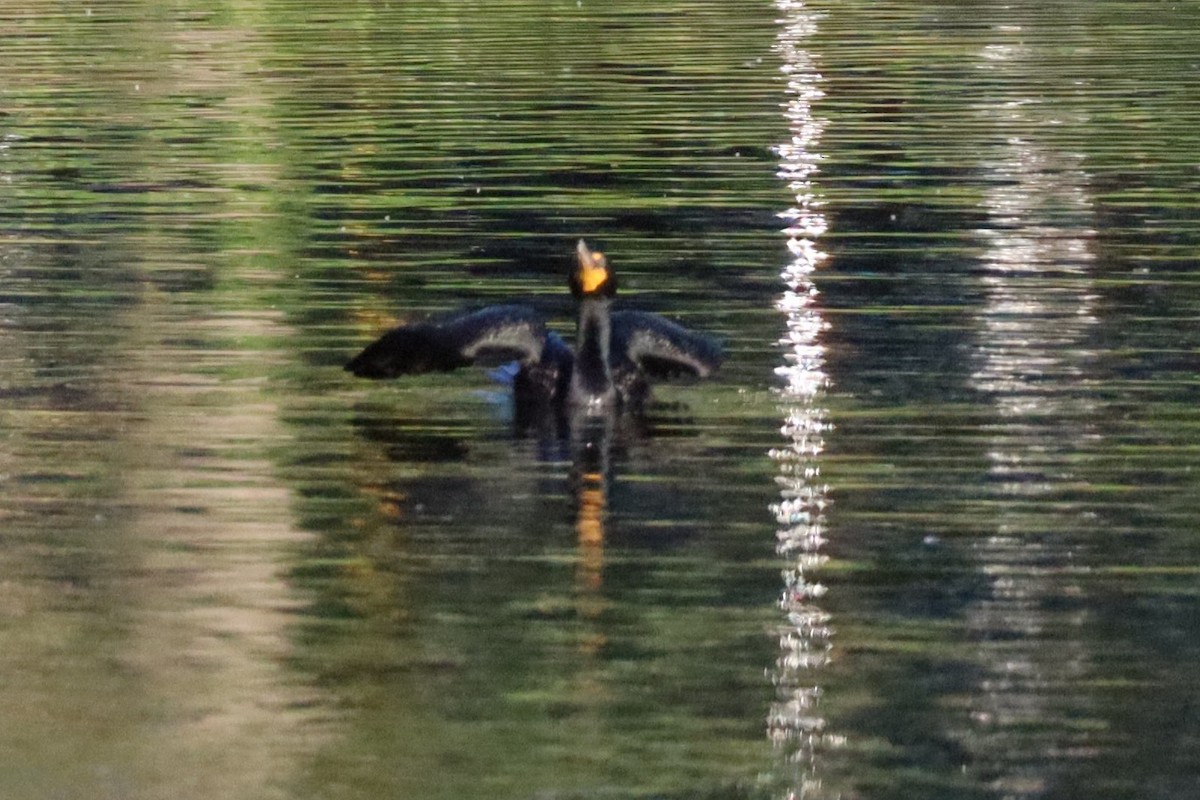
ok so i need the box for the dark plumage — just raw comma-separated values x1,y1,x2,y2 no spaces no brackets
345,240,722,415
345,305,549,378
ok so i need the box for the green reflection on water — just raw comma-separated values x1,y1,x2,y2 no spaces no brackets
2,0,1199,799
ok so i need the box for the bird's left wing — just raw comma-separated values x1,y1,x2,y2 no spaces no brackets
611,310,723,379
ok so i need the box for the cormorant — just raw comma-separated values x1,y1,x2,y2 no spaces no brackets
345,240,723,420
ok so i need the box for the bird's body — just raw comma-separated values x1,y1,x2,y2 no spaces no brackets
345,241,722,423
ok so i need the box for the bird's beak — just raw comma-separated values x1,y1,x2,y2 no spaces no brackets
576,239,609,294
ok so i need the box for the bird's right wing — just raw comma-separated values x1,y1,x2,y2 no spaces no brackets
345,305,549,379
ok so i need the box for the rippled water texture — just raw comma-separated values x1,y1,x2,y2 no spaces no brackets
2,1,1198,799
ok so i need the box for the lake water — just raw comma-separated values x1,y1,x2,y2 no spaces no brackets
2,1,1198,798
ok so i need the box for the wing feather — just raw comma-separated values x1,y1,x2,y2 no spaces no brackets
611,310,723,379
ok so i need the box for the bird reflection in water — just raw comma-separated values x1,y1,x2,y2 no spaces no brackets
569,417,614,655
347,391,703,669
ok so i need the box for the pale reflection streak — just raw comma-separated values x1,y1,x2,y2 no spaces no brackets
964,27,1097,797
768,3,836,797
122,313,333,796
119,26,337,796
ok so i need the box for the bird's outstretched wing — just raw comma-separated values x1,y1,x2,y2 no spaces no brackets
345,305,549,379
611,310,723,379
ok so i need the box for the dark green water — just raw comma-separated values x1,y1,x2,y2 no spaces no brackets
2,1,1198,798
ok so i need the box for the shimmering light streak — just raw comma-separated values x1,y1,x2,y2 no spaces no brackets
768,2,837,797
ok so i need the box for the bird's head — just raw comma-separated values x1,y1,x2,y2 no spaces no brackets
570,239,618,299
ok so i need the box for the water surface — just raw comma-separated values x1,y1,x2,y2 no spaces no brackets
1,1,1198,798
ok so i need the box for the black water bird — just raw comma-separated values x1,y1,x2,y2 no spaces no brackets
345,240,723,421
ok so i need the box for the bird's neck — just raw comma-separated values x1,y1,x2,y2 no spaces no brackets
573,297,613,399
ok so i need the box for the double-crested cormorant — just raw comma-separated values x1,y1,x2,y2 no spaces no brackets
345,241,722,418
